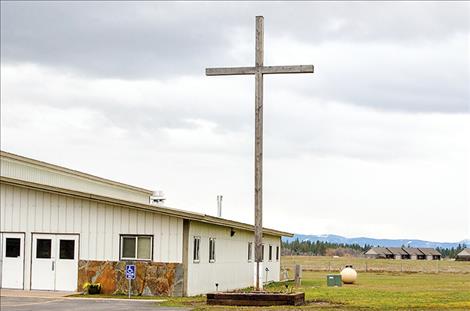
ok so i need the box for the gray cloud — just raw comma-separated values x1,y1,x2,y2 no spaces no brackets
2,2,468,114
2,2,468,78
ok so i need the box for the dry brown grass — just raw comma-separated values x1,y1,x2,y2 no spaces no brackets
281,255,470,275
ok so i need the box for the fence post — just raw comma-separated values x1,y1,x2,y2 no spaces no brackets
295,264,301,287
365,262,368,272
328,261,331,272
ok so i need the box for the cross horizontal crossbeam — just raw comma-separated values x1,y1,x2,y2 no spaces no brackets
205,65,314,76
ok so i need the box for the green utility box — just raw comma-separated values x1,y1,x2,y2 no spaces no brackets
326,274,342,287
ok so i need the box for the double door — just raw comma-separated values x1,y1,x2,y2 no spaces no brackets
31,234,79,291
0,233,24,289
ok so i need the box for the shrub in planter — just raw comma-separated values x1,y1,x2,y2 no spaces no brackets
83,282,101,295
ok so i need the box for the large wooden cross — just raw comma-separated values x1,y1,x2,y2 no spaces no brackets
206,16,314,291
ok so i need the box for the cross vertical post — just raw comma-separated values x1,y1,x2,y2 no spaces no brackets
254,15,264,291
205,16,314,292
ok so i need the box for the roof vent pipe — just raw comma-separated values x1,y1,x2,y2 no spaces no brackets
217,195,223,217
150,190,166,206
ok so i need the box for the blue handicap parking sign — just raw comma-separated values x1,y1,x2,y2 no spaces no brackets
125,264,136,280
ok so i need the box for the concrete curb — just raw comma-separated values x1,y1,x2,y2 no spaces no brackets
64,296,167,302
0,291,166,302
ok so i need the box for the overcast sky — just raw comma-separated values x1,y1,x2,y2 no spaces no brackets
1,2,469,242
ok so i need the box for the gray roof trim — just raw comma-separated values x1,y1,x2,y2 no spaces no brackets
1,151,154,195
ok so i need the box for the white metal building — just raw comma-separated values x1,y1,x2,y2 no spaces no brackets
0,151,291,295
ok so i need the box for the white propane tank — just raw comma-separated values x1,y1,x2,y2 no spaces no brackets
340,265,357,284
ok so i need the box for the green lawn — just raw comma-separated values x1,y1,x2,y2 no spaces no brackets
160,272,470,310
269,271,470,310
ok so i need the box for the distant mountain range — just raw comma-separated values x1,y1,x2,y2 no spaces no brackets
282,234,469,249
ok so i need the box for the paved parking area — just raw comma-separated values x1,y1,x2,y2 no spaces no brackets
0,289,75,298
0,296,189,311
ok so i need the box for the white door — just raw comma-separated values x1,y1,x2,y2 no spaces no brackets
55,235,79,291
0,233,25,289
0,233,2,287
32,234,55,290
31,234,79,291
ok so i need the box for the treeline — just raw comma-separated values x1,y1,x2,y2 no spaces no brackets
283,239,468,258
282,239,373,257
436,244,467,259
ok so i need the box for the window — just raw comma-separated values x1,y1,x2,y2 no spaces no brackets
59,240,75,259
261,244,264,261
120,235,152,260
209,238,216,262
193,237,200,262
5,238,20,257
269,245,273,261
248,242,253,262
276,246,280,261
36,239,52,259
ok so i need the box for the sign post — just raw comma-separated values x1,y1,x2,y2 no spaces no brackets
125,264,136,299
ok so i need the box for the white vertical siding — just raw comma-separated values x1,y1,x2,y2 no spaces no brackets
153,214,162,262
0,183,183,290
186,221,281,296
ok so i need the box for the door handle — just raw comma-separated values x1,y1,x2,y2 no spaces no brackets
52,261,55,271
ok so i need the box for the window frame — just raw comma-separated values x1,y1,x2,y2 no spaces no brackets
59,239,75,260
119,234,153,261
193,236,201,263
5,237,21,258
248,242,253,262
276,245,280,261
261,244,265,261
268,244,273,261
209,237,216,263
36,238,52,259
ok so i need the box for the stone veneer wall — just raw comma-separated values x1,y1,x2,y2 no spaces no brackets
78,260,184,296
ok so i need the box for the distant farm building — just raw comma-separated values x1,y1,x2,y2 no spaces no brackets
387,247,410,260
419,248,442,260
364,247,393,259
403,248,426,260
365,247,441,260
456,248,470,261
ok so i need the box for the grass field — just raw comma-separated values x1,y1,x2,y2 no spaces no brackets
71,271,470,310
163,271,470,310
159,256,470,310
71,256,470,310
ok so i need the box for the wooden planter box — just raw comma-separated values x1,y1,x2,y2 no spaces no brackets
207,292,305,306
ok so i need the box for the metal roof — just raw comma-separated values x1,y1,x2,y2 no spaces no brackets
418,248,441,256
365,247,393,255
457,248,470,256
386,247,408,255
1,151,154,195
403,247,424,256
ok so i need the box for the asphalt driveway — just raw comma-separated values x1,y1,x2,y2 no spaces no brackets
0,296,190,311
